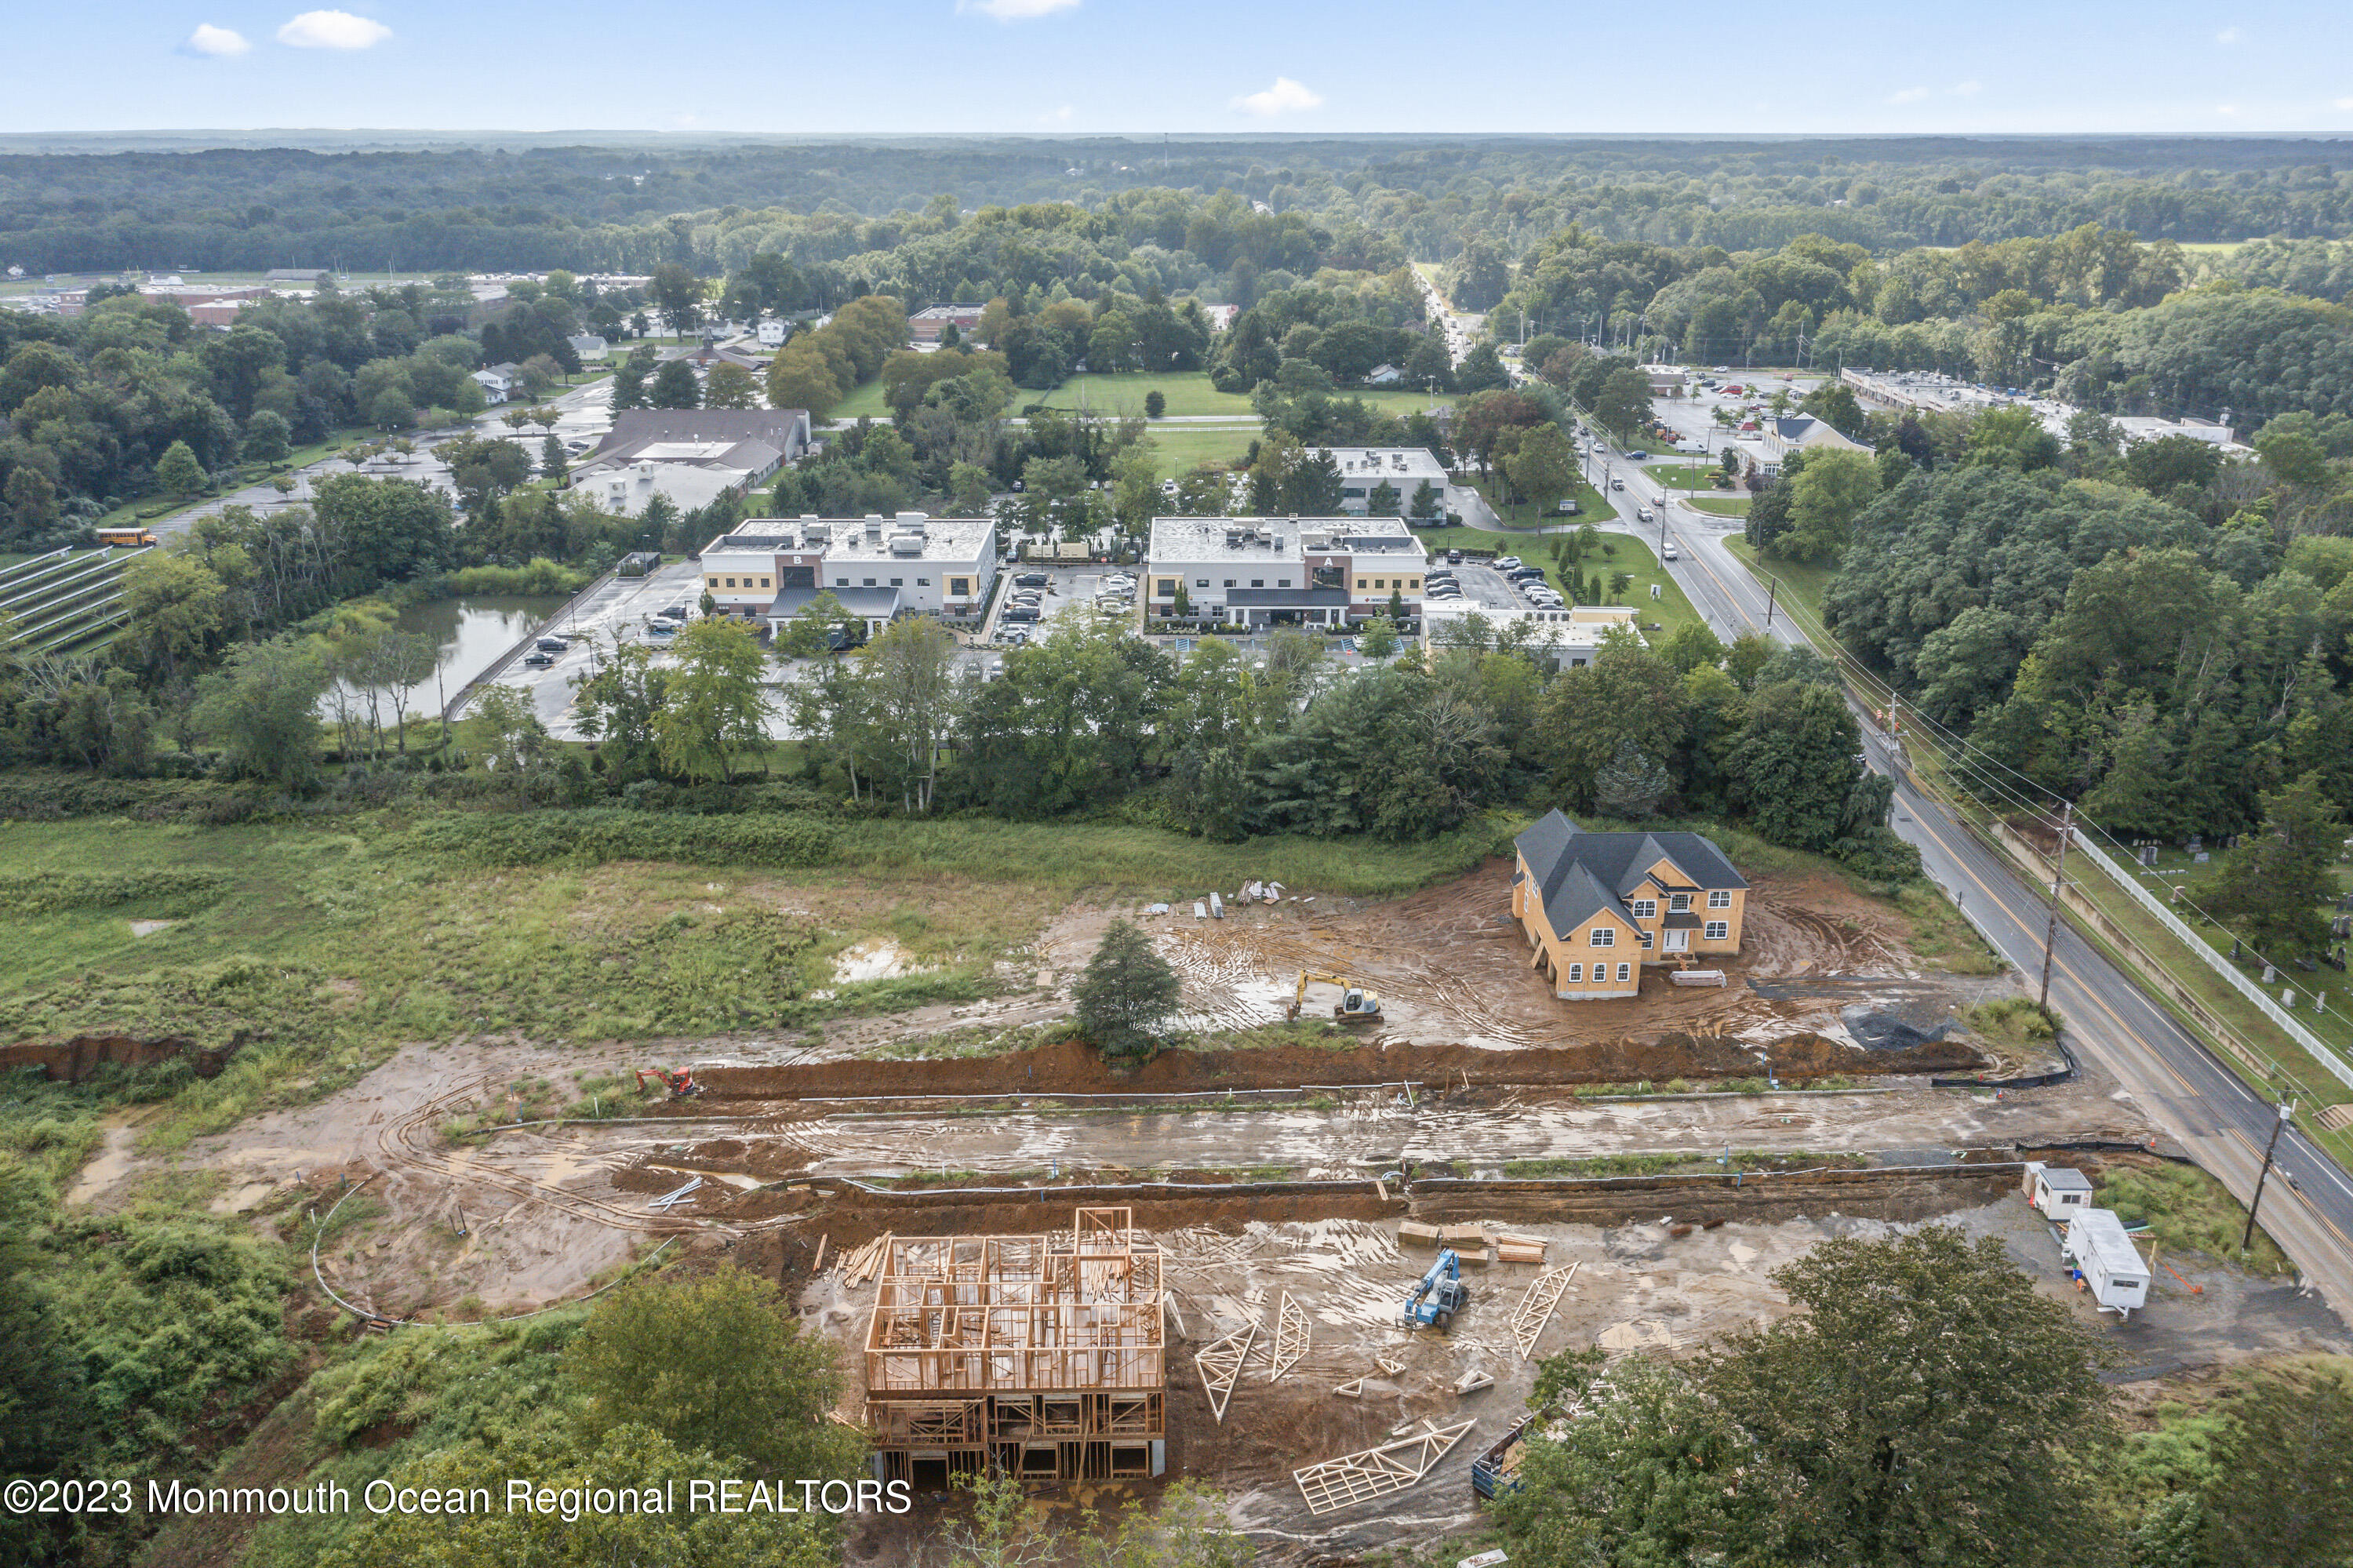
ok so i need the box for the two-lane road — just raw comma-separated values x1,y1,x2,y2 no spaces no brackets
1653,513,2353,1311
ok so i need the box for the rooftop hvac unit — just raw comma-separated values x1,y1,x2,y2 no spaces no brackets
888,534,923,555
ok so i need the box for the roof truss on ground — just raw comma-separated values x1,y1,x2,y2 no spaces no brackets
1293,1420,1477,1515
1511,1261,1579,1360
1268,1290,1310,1381
1194,1320,1257,1423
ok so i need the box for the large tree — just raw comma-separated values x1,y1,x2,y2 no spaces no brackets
653,616,772,783
2198,771,2343,956
1071,918,1181,1060
194,638,328,787
1503,1228,2116,1568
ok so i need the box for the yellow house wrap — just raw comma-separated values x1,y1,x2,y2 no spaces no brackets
1511,809,1748,1000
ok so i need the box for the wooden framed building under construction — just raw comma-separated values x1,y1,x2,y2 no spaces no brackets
861,1206,1167,1488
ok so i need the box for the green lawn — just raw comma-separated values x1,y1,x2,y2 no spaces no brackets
825,377,894,422
1648,463,1739,491
1029,372,1255,417
1138,425,1257,480
1689,495,1751,517
1458,473,1609,528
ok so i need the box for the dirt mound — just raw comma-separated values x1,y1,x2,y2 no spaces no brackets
689,1024,1980,1104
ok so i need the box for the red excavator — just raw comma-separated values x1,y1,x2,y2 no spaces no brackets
635,1068,704,1099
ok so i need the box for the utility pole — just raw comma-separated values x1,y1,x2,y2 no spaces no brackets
2038,800,2074,1012
2243,1099,2294,1253
1763,578,1777,630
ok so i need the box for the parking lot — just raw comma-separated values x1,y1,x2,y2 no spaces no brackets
460,557,706,736
986,562,1137,642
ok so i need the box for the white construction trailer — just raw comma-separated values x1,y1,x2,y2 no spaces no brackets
2022,1161,2095,1217
2061,1207,2150,1317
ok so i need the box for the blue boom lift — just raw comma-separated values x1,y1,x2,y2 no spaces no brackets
1402,1248,1471,1330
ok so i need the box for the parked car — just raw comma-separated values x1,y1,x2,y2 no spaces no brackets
1494,555,1522,571
1013,572,1049,588
1446,549,1464,564
1001,607,1040,623
535,636,569,652
522,650,557,667
647,622,678,638
656,605,688,620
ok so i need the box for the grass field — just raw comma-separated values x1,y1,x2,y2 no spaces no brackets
1689,495,1751,516
1029,372,1254,417
0,807,1515,1145
1137,424,1258,479
824,377,894,421
1648,462,1739,491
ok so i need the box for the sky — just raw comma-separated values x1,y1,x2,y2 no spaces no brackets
4,0,2351,136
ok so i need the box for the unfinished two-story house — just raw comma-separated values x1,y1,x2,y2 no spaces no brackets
860,1207,1166,1490
1511,809,1748,999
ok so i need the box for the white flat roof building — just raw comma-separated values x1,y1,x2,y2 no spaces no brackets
1144,515,1427,628
1421,602,1640,668
698,513,999,630
1318,448,1450,515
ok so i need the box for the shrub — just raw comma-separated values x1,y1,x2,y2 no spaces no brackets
0,868,231,916
400,809,838,868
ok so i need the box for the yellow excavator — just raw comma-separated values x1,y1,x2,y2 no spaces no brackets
1289,972,1383,1024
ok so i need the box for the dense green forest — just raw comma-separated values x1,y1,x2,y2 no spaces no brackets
5,136,2352,276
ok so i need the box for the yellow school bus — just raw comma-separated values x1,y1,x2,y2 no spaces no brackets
95,527,157,548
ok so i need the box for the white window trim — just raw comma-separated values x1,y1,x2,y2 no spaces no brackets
1631,899,1657,920
1708,890,1733,909
1705,920,1729,940
1615,962,1631,983
1589,927,1614,948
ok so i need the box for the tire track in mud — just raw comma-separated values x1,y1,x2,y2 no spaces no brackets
373,1075,813,1235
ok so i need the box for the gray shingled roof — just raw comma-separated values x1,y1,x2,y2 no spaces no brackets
1514,809,1747,937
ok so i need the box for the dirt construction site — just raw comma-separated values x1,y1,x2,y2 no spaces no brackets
48,857,2353,1560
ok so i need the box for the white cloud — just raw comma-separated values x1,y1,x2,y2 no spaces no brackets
1886,85,1931,105
183,23,250,56
2216,25,2241,42
1234,76,1323,117
956,0,1082,20
1951,79,1982,97
276,9,391,49
2338,96,2353,111
2215,103,2241,117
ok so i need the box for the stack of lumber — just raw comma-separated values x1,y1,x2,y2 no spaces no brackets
1494,1232,1548,1265
835,1233,894,1285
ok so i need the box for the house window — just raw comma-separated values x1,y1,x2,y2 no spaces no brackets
1705,921,1729,940
760,577,771,588
1638,932,1653,949
706,575,719,587
951,578,969,595
889,577,903,587
1224,579,1236,588
1566,963,1582,983
1670,893,1691,912
916,577,929,587
1708,890,1732,909
1631,899,1657,921
1250,580,1264,588
1278,578,1292,588
1409,577,1420,589
1196,579,1209,588
863,578,876,587
1616,962,1631,983
1589,928,1614,948
835,577,849,587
